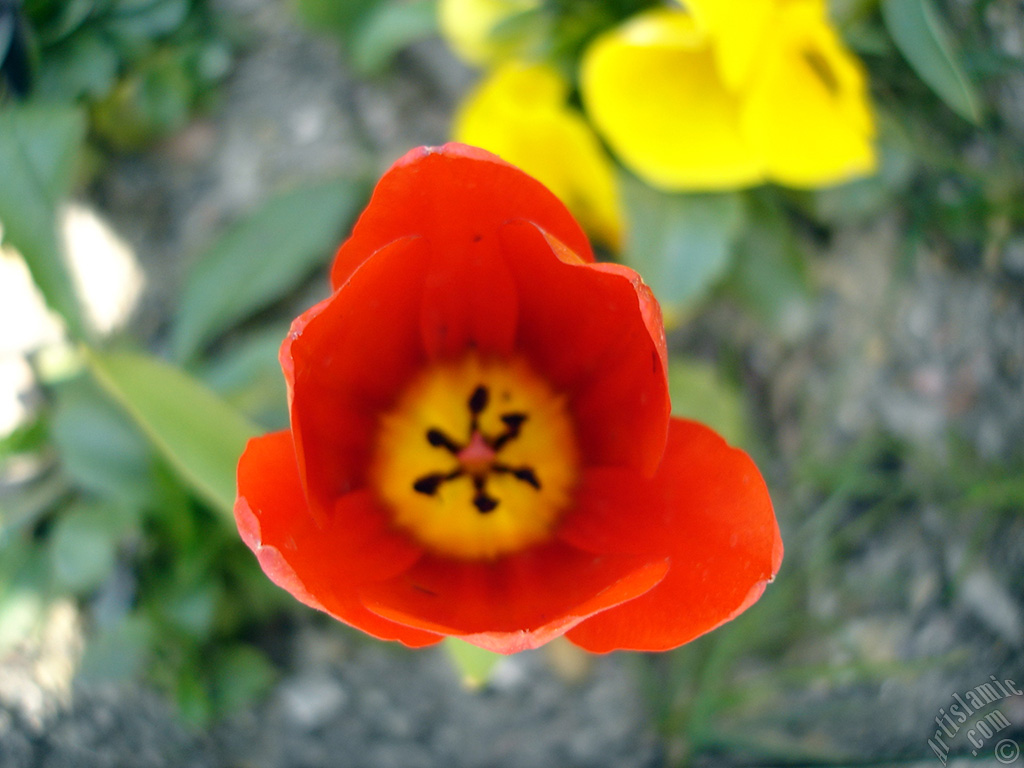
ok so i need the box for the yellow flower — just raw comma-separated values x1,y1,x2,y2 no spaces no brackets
453,62,623,249
743,1,876,187
683,0,779,88
580,9,761,191
580,3,876,191
438,0,541,67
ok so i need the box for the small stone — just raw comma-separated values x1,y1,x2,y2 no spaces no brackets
277,674,347,731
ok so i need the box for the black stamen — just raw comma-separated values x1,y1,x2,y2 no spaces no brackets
512,467,541,489
469,474,499,513
468,385,489,415
413,468,463,495
413,473,446,495
501,413,527,429
492,412,528,451
493,463,541,490
473,492,499,513
426,428,462,453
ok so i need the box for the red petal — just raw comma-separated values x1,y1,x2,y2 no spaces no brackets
235,431,440,648
499,221,670,476
417,222,519,360
357,542,668,654
283,236,430,515
561,418,782,652
330,144,595,291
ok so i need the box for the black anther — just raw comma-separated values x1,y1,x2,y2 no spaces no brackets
426,428,461,454
413,473,446,495
413,468,462,495
469,475,499,513
501,413,527,429
492,412,527,451
512,467,541,489
493,463,541,490
468,385,489,415
473,493,499,513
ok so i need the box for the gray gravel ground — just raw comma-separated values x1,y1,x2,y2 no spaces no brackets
1,629,661,768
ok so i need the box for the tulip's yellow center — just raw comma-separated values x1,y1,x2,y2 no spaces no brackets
371,355,579,560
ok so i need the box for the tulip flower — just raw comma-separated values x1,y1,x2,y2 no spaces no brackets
235,144,782,654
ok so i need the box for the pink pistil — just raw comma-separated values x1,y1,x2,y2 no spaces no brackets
457,431,496,473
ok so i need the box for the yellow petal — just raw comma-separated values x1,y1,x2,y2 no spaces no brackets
580,9,762,192
683,0,777,88
741,1,876,187
454,62,623,249
438,0,541,67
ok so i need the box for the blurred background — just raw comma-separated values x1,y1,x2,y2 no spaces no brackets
0,0,1022,765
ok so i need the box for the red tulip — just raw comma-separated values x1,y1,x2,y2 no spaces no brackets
235,143,782,654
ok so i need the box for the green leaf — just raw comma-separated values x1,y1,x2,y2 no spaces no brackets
729,194,810,334
0,413,49,458
351,0,439,75
210,644,277,714
161,580,220,639
668,359,747,448
0,473,69,545
199,323,290,429
35,33,120,100
34,0,95,45
622,177,745,323
0,104,88,338
90,54,195,150
293,0,381,41
174,664,214,726
170,178,367,362
51,377,156,507
0,14,15,66
86,348,260,519
77,614,154,683
881,0,982,124
108,0,190,41
443,638,502,688
49,502,120,594
0,547,50,654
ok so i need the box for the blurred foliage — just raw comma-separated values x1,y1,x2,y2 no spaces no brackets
668,359,747,448
1,368,289,723
20,0,232,150
880,0,982,124
622,180,745,322
170,178,368,363
443,637,503,688
0,172,366,720
0,0,384,727
294,0,439,75
0,103,88,336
